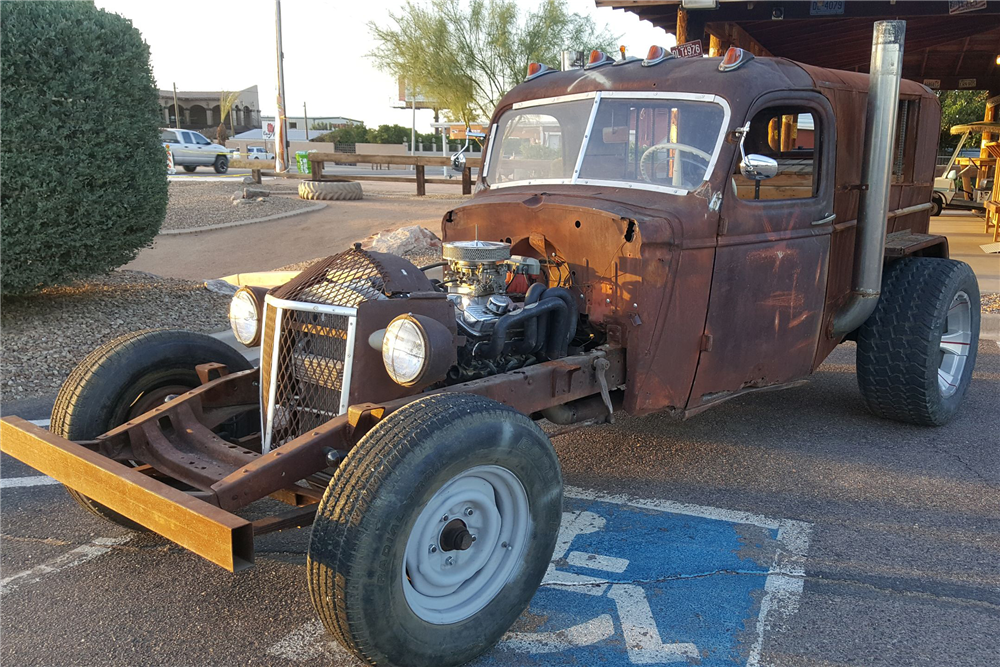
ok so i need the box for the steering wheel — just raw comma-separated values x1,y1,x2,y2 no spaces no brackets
639,143,712,184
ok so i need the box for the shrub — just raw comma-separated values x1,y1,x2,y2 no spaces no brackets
1,2,168,294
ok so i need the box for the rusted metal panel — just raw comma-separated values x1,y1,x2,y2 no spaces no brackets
883,231,949,258
211,349,625,511
689,234,829,408
0,417,254,572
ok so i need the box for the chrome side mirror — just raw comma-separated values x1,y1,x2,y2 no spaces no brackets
450,151,466,173
740,154,778,181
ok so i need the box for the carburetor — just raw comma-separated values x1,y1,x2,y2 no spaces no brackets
442,240,510,301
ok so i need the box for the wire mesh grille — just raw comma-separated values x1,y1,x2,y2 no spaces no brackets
262,249,389,450
265,308,351,449
272,249,388,307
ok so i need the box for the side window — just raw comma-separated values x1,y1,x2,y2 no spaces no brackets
194,133,211,145
160,130,179,144
734,107,818,201
892,100,916,183
180,131,194,143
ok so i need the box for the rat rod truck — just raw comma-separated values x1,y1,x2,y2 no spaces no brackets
0,22,981,667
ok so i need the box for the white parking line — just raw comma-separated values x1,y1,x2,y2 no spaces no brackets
266,620,353,662
0,536,130,595
1,475,60,489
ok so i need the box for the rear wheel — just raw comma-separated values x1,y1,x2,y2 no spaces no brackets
307,393,562,667
182,165,197,173
213,156,229,174
51,329,253,529
856,257,980,426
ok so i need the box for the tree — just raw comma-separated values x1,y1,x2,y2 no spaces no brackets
217,89,241,143
938,90,987,152
369,0,617,125
368,124,411,144
1,1,168,294
312,123,371,144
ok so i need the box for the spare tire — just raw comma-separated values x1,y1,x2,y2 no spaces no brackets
298,180,363,201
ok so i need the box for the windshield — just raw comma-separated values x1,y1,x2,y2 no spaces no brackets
485,93,730,194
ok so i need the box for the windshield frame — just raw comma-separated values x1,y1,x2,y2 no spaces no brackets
484,90,732,196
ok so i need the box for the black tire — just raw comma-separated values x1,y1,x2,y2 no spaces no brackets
307,393,562,667
182,165,197,173
856,257,980,426
930,195,944,217
51,329,253,529
214,156,228,174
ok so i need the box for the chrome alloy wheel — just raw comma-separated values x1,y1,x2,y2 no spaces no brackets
938,290,973,398
402,465,530,625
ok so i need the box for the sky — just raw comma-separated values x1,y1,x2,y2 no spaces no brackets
94,0,675,132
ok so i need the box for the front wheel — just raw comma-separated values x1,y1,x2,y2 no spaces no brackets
50,329,254,529
307,393,562,667
856,257,980,426
214,156,228,174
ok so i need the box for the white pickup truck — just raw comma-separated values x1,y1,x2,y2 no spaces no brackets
230,146,275,160
161,129,229,173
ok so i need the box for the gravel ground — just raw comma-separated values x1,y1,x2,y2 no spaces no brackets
163,182,319,231
1,271,229,401
983,292,999,313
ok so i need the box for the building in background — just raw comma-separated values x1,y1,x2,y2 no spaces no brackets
261,115,364,131
158,85,260,133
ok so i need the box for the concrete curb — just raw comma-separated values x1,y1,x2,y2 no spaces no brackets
159,202,326,236
982,312,1000,340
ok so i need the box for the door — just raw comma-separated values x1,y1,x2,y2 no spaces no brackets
190,132,214,164
176,131,197,163
689,91,837,408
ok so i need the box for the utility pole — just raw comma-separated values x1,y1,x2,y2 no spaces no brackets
172,82,180,129
303,101,310,141
274,0,289,172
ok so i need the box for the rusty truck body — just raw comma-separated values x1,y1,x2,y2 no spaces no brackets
0,22,981,667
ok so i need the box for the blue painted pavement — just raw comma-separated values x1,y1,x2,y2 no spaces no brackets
475,489,810,666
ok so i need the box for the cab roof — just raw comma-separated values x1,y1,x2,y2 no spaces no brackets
495,54,936,118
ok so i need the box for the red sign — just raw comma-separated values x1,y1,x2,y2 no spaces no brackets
671,40,703,59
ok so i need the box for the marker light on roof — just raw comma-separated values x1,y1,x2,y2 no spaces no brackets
525,62,554,81
584,50,614,70
642,45,674,67
719,46,754,72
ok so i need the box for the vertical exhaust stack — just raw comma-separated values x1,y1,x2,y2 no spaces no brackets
831,20,906,337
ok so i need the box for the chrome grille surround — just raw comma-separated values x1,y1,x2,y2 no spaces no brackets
261,296,358,452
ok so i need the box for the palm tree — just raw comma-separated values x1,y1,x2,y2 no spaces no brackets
216,90,242,144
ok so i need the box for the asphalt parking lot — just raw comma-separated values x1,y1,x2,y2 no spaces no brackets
1,339,997,667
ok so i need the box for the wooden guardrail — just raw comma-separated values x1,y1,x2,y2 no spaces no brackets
254,153,483,196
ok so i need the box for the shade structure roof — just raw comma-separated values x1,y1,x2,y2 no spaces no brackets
596,0,1000,91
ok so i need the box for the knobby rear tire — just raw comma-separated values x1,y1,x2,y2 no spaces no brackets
856,257,980,426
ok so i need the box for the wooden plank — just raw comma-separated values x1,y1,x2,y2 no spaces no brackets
307,152,481,168
261,171,468,186
0,417,254,572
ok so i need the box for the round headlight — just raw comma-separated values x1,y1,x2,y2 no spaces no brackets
229,288,261,347
382,316,429,386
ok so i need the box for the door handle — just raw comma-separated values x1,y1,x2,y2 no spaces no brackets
812,213,836,226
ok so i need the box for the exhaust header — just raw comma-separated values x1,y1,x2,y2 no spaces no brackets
831,20,906,337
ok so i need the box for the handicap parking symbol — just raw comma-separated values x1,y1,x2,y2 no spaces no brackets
477,487,811,666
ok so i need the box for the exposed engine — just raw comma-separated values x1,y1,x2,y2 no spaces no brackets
439,240,579,382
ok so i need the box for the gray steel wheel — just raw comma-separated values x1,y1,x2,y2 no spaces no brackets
402,464,530,624
938,290,973,398
307,393,562,667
